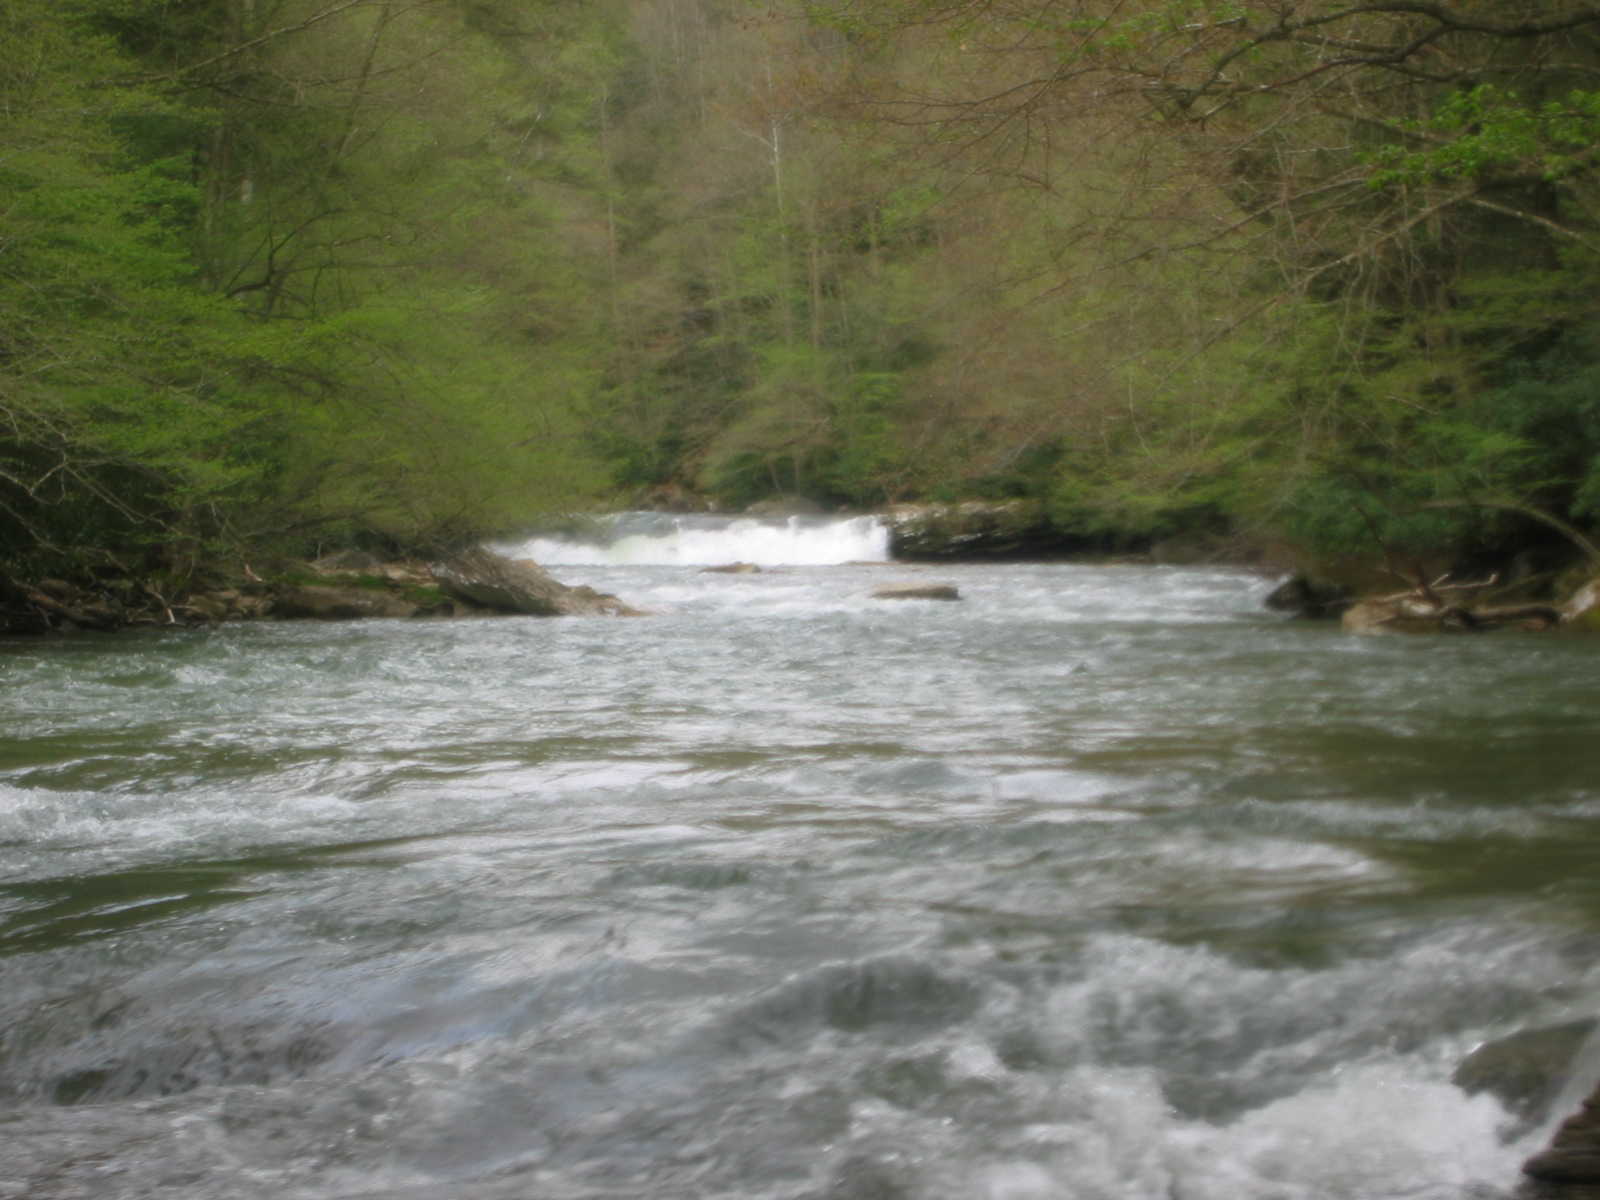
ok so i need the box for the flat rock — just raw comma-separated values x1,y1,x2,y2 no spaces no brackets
433,548,641,616
271,585,423,620
872,583,960,601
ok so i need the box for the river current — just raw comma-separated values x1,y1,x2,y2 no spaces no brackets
3,516,1600,1199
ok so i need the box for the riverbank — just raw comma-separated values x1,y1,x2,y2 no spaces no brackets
7,501,1600,637
0,548,640,637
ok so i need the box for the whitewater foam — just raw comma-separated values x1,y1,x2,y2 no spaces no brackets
494,512,890,566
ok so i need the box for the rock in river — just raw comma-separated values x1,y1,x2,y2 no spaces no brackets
432,547,641,616
1453,1018,1597,1129
872,583,960,602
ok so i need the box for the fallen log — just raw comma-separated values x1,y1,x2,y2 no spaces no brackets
1342,573,1562,634
22,586,123,631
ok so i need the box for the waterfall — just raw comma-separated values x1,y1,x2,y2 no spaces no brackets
492,512,891,566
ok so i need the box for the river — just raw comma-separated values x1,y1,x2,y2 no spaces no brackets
3,515,1599,1199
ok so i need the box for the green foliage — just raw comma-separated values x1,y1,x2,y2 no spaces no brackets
1369,86,1600,187
0,0,277,574
12,0,1600,589
1164,261,1600,559
820,372,906,504
3,0,625,582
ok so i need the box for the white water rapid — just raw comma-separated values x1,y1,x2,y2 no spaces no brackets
4,537,1600,1200
494,511,891,566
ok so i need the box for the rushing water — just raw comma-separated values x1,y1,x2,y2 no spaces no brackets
4,521,1600,1200
498,511,892,567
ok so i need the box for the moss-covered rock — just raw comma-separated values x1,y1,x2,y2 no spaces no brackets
883,501,1067,560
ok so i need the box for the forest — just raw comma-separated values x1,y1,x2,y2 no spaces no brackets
7,0,1600,598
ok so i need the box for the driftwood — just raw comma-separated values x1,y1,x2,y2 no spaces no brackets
1342,572,1562,634
12,580,126,631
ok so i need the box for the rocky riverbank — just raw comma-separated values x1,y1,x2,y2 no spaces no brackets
1264,567,1600,634
10,500,1600,638
1445,1018,1600,1190
882,501,1069,561
0,548,639,636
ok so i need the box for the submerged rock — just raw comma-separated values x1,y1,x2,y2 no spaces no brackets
726,956,983,1043
701,562,762,574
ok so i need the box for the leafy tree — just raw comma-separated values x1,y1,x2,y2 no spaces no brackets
1,0,274,581
5,0,631,591
797,0,1600,559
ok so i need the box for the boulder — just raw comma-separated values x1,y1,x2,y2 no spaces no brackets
882,501,1065,560
1264,574,1353,619
184,589,277,622
431,548,641,616
872,583,960,602
1527,1087,1600,1184
1453,1019,1598,1129
182,592,235,623
1516,1018,1600,1186
270,585,424,620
